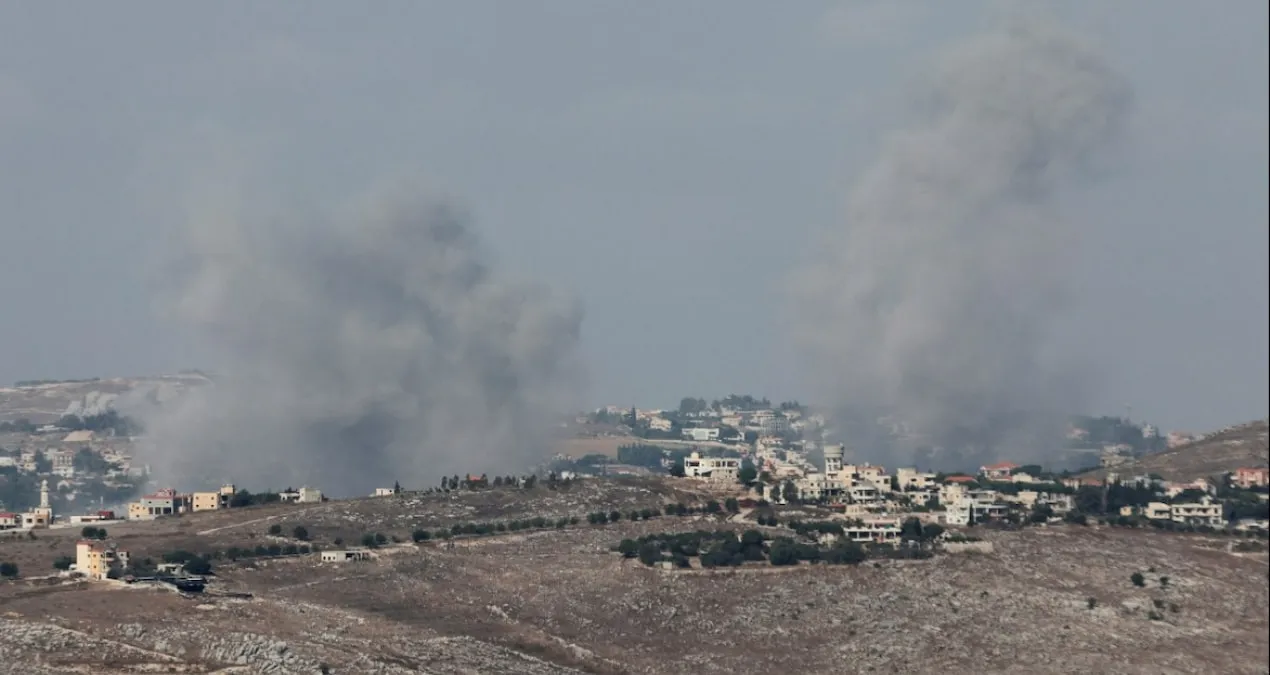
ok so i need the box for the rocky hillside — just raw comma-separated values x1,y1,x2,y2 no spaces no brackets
0,476,1265,674
1083,420,1269,482
0,373,209,424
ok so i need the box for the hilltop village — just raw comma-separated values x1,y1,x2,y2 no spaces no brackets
0,388,1267,587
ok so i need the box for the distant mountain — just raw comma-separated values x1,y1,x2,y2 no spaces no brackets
1080,419,1269,482
0,373,210,424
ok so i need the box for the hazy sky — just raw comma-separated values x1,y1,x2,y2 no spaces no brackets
1,1,1266,432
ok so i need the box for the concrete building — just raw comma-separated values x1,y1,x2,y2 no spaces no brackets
320,549,372,563
980,462,1019,481
1170,497,1224,527
1233,467,1270,489
21,480,53,529
192,485,236,512
823,444,844,478
895,467,936,491
75,539,130,580
129,487,190,520
0,512,17,529
682,427,721,442
683,452,740,482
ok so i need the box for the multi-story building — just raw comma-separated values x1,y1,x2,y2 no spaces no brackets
128,488,190,520
895,467,936,491
75,539,130,580
683,452,740,482
980,462,1019,481
192,484,237,512
1233,467,1270,489
1170,497,1225,527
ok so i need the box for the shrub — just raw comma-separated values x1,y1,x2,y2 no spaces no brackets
268,524,282,536
184,558,212,575
1130,572,1146,587
618,539,639,558
282,544,299,555
412,529,430,543
1086,597,1097,610
333,537,344,547
266,544,282,556
163,550,197,564
292,526,309,541
609,510,622,523
1159,576,1170,588
637,544,662,566
53,556,75,571
374,533,388,546
361,533,378,548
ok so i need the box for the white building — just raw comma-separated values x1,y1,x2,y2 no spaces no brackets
321,549,372,563
683,452,739,482
682,427,721,442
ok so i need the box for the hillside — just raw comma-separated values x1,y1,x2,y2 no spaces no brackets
1082,420,1269,482
0,476,1266,674
0,374,210,424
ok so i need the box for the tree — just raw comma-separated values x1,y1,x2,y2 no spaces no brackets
637,543,661,566
361,533,378,548
184,557,213,575
0,562,19,578
738,459,758,485
393,480,402,494
412,529,430,542
705,500,721,514
268,524,282,536
769,482,782,503
292,525,310,541
724,497,740,513
617,539,639,558
53,556,74,571
900,517,923,541
81,526,107,540
1130,572,1146,587
669,458,686,478
608,510,622,523
678,397,708,415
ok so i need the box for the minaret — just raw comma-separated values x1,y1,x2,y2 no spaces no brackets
39,479,50,509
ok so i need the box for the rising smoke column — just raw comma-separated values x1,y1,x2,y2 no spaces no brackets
143,186,583,496
790,16,1131,469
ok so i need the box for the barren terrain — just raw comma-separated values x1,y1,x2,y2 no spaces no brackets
1083,420,1269,481
0,374,209,424
1,476,1266,674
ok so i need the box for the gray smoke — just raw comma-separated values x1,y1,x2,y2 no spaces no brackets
142,185,583,496
791,15,1131,470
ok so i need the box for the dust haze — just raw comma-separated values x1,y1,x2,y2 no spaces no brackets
140,185,584,496
791,14,1132,470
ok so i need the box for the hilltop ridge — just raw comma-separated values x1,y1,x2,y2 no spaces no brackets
1081,419,1269,482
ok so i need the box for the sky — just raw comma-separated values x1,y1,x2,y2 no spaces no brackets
0,1,1266,433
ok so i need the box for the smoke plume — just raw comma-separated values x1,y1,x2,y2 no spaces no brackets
790,15,1131,470
142,185,583,496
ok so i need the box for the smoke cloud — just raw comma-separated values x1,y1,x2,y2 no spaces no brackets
141,185,583,496
790,15,1131,470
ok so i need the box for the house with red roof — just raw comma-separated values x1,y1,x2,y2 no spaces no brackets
979,462,1020,481
943,475,976,485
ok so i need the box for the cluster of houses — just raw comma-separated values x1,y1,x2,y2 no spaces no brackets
680,441,1270,540
125,484,324,521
